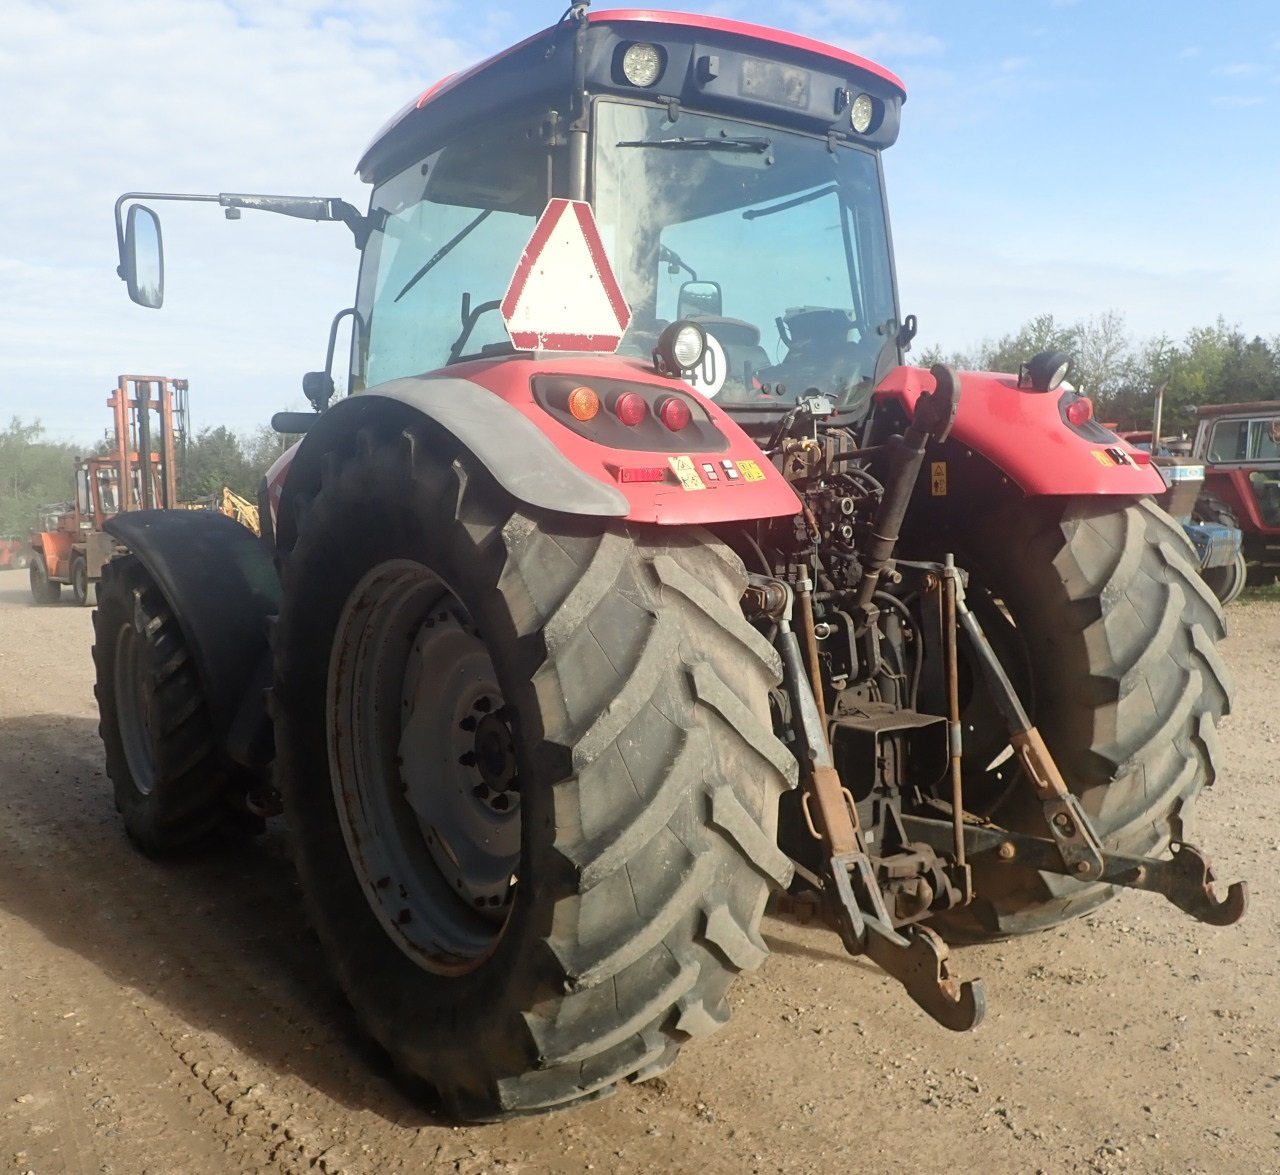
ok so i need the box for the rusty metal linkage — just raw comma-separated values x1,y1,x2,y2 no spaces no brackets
756,570,986,1033
939,556,971,903
899,815,1247,927
948,567,1107,880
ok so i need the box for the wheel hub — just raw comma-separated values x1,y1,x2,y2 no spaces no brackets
327,560,521,973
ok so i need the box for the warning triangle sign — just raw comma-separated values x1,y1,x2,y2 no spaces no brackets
501,198,632,352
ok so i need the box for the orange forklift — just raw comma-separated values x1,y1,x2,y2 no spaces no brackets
29,375,186,606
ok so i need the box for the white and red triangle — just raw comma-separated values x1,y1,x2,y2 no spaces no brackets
501,198,632,352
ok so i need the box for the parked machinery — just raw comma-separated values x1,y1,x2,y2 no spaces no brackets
28,375,186,606
1192,400,1280,592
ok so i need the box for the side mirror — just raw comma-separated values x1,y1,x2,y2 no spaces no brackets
122,204,164,308
677,280,722,320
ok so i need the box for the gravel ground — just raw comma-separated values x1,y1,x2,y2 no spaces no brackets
0,565,1275,1174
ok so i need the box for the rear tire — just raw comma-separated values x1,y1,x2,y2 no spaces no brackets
274,425,795,1121
925,496,1231,940
92,555,227,853
29,554,60,604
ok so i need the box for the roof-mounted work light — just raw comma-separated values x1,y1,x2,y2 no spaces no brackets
621,42,665,87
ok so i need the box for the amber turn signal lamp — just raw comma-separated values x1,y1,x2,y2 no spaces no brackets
567,385,600,421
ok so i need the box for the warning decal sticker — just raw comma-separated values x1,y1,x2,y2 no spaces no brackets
930,461,947,496
737,459,766,482
668,456,707,491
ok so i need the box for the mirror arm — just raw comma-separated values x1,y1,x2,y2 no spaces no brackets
114,191,370,279
216,194,372,247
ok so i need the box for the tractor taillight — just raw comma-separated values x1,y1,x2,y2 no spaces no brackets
1065,396,1093,427
657,396,692,431
567,386,600,421
613,392,647,426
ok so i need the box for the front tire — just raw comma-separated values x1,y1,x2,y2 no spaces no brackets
92,556,227,853
1201,550,1247,606
71,556,97,607
274,426,795,1121
925,496,1231,940
29,554,60,604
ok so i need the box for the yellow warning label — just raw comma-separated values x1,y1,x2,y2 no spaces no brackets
737,459,766,482
930,461,947,496
1091,449,1115,466
668,455,706,491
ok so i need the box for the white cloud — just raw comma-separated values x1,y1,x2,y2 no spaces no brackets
1214,62,1266,78
777,0,944,60
0,0,511,441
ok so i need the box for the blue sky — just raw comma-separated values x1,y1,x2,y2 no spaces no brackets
3,0,1277,445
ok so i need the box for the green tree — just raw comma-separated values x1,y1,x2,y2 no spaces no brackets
0,417,81,538
921,313,1280,438
242,424,302,475
179,426,255,501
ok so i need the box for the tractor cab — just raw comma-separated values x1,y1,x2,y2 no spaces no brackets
117,8,909,422
352,11,908,412
1194,400,1280,580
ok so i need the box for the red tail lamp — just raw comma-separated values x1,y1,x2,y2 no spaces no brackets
566,386,600,421
612,391,648,426
1065,396,1093,427
657,395,691,431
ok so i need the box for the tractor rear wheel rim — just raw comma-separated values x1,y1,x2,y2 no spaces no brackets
327,559,518,974
114,624,157,796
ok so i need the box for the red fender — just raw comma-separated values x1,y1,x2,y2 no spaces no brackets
272,355,803,536
874,366,1165,497
459,356,802,525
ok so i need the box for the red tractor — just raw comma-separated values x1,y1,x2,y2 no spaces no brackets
1192,400,1280,588
101,5,1243,1121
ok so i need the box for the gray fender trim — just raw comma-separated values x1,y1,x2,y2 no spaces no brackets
104,511,280,748
285,375,631,521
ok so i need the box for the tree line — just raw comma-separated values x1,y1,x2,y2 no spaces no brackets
916,313,1280,437
3,314,1277,536
0,418,296,538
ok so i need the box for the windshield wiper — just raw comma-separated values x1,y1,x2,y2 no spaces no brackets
743,184,838,221
393,208,491,303
616,135,772,154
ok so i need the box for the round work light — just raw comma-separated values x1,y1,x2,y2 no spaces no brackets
653,320,708,376
621,43,664,88
1018,350,1073,393
850,93,875,133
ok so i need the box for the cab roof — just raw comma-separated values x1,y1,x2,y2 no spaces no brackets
357,8,908,184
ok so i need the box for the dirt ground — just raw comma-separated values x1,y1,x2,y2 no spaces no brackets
0,565,1276,1175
